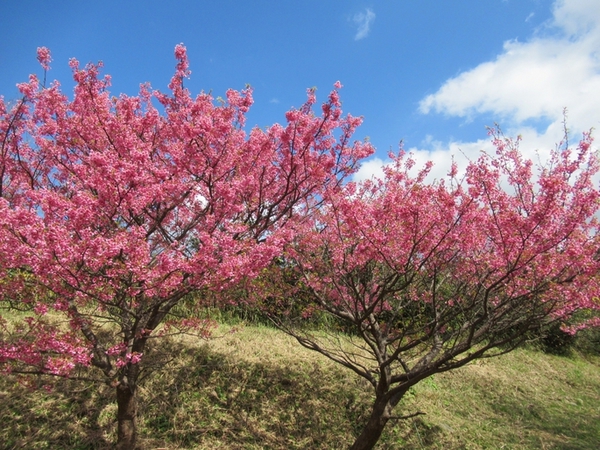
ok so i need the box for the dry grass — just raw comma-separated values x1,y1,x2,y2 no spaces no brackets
1,323,599,449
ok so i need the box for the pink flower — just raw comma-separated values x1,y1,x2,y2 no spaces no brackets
174,43,186,61
33,304,48,316
37,47,52,71
115,352,143,368
106,343,126,356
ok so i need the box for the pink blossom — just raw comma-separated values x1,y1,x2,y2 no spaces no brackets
115,352,143,368
0,43,373,446
106,343,126,356
33,304,48,316
174,43,186,61
37,47,52,71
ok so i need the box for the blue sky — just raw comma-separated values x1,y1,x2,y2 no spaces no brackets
2,0,599,180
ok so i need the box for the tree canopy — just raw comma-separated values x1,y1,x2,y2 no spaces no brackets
0,45,372,448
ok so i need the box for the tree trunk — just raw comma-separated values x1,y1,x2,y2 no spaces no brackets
116,383,138,450
349,396,392,450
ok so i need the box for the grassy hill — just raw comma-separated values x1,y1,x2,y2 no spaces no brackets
1,323,599,449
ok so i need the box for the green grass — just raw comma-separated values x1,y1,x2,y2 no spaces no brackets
1,324,599,449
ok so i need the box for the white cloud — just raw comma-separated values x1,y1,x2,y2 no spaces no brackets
353,8,375,41
353,138,495,184
359,0,600,185
552,0,600,37
353,157,386,182
419,0,600,139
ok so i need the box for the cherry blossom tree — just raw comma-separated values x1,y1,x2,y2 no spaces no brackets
272,131,600,450
0,45,373,449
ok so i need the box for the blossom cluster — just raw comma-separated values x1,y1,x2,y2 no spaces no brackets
0,44,372,379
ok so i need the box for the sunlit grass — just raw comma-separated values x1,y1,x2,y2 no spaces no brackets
1,323,599,449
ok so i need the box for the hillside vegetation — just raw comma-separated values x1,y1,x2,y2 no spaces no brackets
1,323,599,449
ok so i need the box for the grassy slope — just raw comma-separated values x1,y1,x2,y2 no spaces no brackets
1,324,599,449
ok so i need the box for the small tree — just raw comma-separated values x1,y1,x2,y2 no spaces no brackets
272,132,600,450
0,46,373,448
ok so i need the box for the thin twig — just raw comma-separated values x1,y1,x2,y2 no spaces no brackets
389,411,426,421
